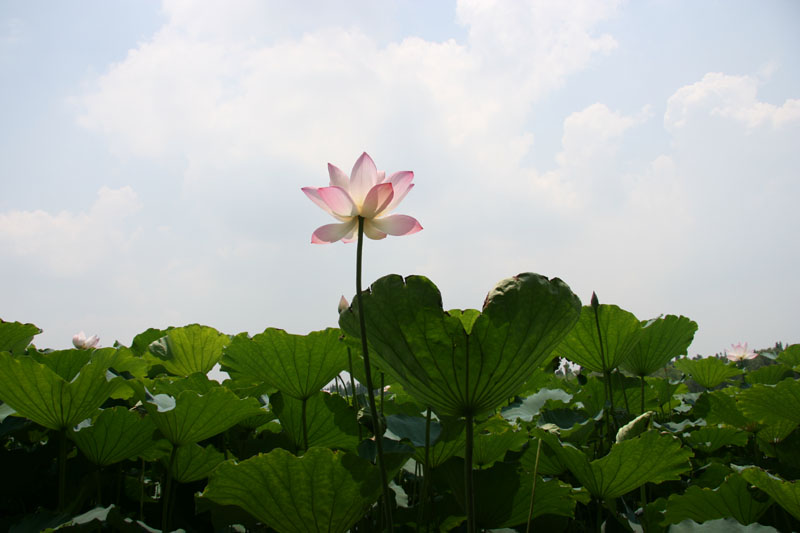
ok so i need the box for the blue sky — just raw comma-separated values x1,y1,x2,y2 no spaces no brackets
1,0,798,358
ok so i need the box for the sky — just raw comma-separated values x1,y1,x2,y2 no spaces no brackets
1,0,798,359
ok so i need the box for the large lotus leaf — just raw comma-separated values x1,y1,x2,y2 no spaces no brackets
222,328,348,400
148,324,229,377
386,413,442,448
683,426,748,453
440,458,580,527
339,273,581,417
554,303,642,373
738,378,800,426
756,419,798,446
0,320,41,354
673,357,741,389
412,415,465,468
130,327,168,356
622,315,697,376
467,417,528,469
694,389,750,428
739,466,800,521
777,344,800,369
542,430,693,500
519,436,567,476
203,447,382,533
143,386,261,446
168,443,225,483
71,406,158,466
501,388,573,423
0,348,125,430
664,473,771,525
271,391,359,452
746,365,792,386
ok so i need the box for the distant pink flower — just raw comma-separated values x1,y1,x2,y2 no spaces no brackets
726,342,756,362
302,152,422,244
338,295,350,314
73,331,99,349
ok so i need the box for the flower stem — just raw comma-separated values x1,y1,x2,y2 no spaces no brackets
525,437,543,533
58,429,67,510
464,412,475,533
162,444,177,533
356,216,393,531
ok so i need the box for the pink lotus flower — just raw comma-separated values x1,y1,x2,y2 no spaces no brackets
725,342,757,362
302,152,422,244
73,331,100,349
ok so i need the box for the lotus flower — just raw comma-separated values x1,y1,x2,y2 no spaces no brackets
725,342,757,362
338,295,350,314
302,152,422,243
73,331,99,349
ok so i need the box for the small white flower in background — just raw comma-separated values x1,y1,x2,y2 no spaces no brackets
556,357,581,375
725,342,757,362
338,295,350,314
72,331,99,349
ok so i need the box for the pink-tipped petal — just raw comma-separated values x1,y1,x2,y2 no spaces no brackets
363,219,388,240
318,186,357,218
371,214,422,236
302,187,335,216
311,220,358,244
349,152,378,205
383,171,414,213
360,183,394,218
327,163,350,190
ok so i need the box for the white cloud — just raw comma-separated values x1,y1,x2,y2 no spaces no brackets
0,186,142,276
533,102,649,209
665,72,800,130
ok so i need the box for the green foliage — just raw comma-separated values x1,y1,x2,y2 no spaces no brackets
663,473,771,525
70,406,159,466
148,324,230,377
740,466,800,521
622,315,697,376
1,274,797,532
674,356,742,389
543,430,693,499
222,327,348,400
0,319,41,354
0,348,125,430
339,273,581,417
203,447,382,533
555,303,643,373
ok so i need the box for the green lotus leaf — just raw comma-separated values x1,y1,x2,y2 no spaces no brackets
386,413,442,448
756,419,797,446
745,364,792,386
148,324,229,377
71,406,159,466
738,378,800,426
0,348,125,430
339,273,581,417
664,473,771,525
412,415,465,468
683,426,748,453
271,391,359,452
777,344,800,369
543,429,693,499
694,389,750,428
501,388,573,423
674,357,741,389
467,417,528,469
616,411,655,443
519,436,567,476
0,320,41,354
554,303,643,373
203,447,382,533
130,327,168,356
222,328,348,400
168,443,225,483
739,466,800,521
621,315,697,376
440,458,580,527
29,348,92,381
143,386,262,446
